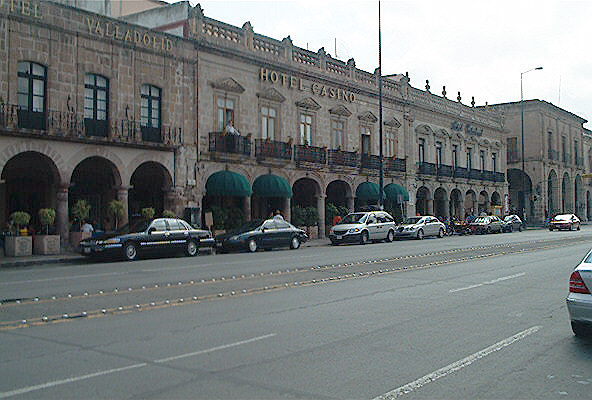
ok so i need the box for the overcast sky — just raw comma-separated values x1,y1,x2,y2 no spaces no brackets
174,0,591,127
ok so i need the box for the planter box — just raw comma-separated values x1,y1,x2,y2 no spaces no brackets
5,236,32,257
69,231,91,247
34,235,61,255
303,226,318,240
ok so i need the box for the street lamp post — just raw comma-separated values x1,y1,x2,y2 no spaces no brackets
520,66,543,223
378,1,384,209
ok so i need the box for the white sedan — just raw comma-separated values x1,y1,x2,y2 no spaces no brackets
566,252,592,337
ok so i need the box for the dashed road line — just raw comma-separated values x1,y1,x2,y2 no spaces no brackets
450,272,526,293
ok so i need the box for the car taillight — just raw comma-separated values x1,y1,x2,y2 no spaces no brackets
570,271,591,294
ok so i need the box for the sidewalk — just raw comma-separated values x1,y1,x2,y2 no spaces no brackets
0,252,85,268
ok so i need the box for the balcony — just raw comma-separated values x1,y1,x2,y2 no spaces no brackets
453,167,468,179
417,162,437,175
294,145,327,164
328,149,359,168
480,170,495,182
386,158,406,173
361,154,381,169
469,169,482,180
436,164,453,178
255,139,292,160
548,149,559,161
494,172,506,182
507,150,520,163
209,132,252,156
0,104,183,148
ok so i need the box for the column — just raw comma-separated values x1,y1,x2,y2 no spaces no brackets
165,187,186,217
116,186,129,227
426,198,434,215
283,197,291,223
442,197,450,218
56,183,69,245
317,194,326,239
346,196,354,212
242,196,251,221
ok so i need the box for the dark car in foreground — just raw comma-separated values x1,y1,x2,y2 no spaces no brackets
567,251,592,337
215,218,308,253
502,215,523,232
79,218,215,261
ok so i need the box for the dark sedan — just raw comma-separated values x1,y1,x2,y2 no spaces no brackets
79,218,215,261
216,218,308,253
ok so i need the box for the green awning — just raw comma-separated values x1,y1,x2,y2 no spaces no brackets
253,174,292,198
356,182,381,201
206,170,252,197
385,183,410,203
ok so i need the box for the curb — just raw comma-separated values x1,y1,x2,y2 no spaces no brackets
0,256,86,269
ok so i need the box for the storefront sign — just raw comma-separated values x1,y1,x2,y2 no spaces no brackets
85,17,174,52
259,67,356,103
1,0,42,19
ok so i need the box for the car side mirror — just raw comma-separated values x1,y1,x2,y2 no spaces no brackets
148,227,156,234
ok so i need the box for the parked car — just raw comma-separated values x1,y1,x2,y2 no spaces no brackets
469,216,504,234
394,215,446,240
215,218,307,253
566,251,592,336
79,218,215,261
329,211,396,245
549,214,581,231
502,215,523,232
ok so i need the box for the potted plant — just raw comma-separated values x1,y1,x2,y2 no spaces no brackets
5,211,32,257
141,207,155,221
34,208,60,255
291,206,319,239
162,210,176,218
209,205,228,236
108,200,126,230
69,199,91,246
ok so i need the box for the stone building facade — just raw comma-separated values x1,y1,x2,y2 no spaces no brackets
489,100,591,223
0,0,509,244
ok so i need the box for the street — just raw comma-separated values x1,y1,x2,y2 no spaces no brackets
1,228,591,399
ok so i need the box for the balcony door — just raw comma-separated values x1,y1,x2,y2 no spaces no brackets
17,61,47,130
141,84,162,142
84,74,109,137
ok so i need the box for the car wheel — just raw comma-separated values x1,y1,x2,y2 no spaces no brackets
549,226,554,231
386,230,395,243
518,225,522,232
486,227,491,234
416,229,424,240
124,242,138,261
185,240,198,257
571,321,589,337
438,228,444,238
290,236,300,249
360,231,370,245
577,224,581,231
247,239,258,253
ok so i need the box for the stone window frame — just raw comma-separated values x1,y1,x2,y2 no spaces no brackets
359,122,374,155
84,73,109,122
330,116,347,151
298,110,315,146
140,84,162,129
17,60,47,114
258,99,280,141
214,91,240,133
384,126,397,158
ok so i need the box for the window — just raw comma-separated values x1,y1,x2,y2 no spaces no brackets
507,137,517,161
260,106,277,140
262,221,276,230
385,128,396,158
480,150,486,171
418,138,425,163
562,136,567,161
168,219,185,231
275,220,290,229
492,153,497,172
467,147,473,169
141,84,162,142
17,61,47,130
150,220,167,232
574,140,579,162
548,132,553,150
331,119,345,149
84,74,109,137
360,125,372,154
452,145,458,169
217,97,235,131
299,113,313,145
436,141,443,166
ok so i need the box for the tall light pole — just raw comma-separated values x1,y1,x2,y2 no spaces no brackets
378,0,384,209
520,66,543,222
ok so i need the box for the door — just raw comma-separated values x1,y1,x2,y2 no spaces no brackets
168,219,190,250
260,220,279,248
143,219,169,254
274,219,293,247
366,214,380,240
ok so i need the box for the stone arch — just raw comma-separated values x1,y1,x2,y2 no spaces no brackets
450,188,463,218
0,140,68,184
326,180,353,208
292,177,322,208
127,153,174,188
507,168,532,218
416,186,432,215
129,161,174,219
415,124,434,136
547,169,559,216
465,189,477,216
433,187,448,219
575,174,584,218
478,190,489,215
66,147,126,186
491,191,502,207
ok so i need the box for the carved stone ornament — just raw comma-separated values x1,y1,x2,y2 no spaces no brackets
358,111,378,123
209,77,245,93
435,128,451,138
295,97,321,111
329,105,352,117
257,87,286,103
415,124,434,136
384,116,401,128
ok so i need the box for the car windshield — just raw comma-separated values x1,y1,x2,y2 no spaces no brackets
237,220,265,232
339,213,367,224
116,219,150,235
404,217,422,224
474,217,489,223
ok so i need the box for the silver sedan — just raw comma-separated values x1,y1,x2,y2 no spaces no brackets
566,252,592,337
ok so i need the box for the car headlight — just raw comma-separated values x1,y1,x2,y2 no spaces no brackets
97,238,120,245
348,228,361,233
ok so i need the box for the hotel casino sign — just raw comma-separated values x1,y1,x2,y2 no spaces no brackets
259,68,356,103
1,0,42,18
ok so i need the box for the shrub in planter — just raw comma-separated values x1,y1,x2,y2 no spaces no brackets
108,200,126,230
141,207,155,221
224,207,245,230
35,208,60,255
5,211,32,257
162,210,176,218
70,200,91,246
209,206,228,231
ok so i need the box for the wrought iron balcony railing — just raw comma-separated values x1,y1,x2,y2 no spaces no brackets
495,172,506,182
361,154,381,169
328,149,359,168
209,131,251,156
548,149,559,161
386,158,406,173
255,139,292,160
437,164,453,177
453,167,468,179
469,168,482,180
417,162,437,175
294,144,327,164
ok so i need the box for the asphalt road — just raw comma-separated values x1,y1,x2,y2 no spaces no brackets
1,228,591,399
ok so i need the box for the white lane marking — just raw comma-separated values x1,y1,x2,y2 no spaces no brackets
0,363,147,399
449,272,526,293
0,333,276,399
372,326,541,400
154,333,276,363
